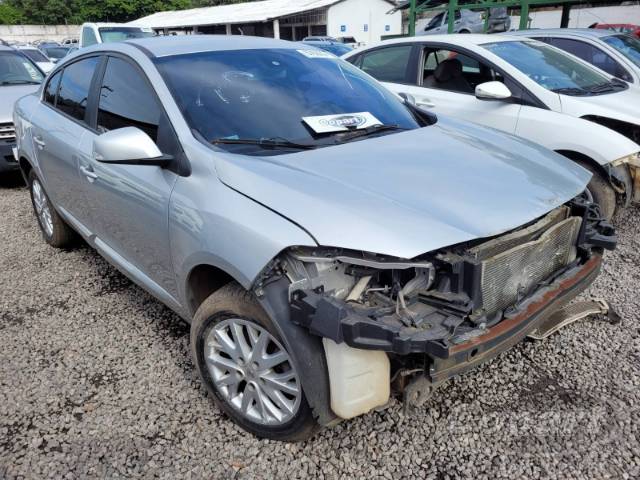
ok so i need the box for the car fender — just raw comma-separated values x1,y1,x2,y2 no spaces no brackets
516,106,639,166
13,94,42,180
169,156,317,319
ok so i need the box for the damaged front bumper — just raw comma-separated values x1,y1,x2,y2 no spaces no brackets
291,254,601,383
286,198,616,387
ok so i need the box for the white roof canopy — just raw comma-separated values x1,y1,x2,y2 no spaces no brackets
129,0,344,29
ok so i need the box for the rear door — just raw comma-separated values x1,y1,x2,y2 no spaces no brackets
32,56,100,220
75,54,182,301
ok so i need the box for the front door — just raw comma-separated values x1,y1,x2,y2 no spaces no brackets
397,47,521,134
76,55,181,302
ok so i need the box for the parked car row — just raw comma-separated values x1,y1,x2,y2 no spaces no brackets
5,31,638,442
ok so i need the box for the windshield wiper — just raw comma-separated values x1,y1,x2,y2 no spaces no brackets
551,87,590,96
335,124,408,143
586,81,626,93
0,80,40,85
211,137,317,150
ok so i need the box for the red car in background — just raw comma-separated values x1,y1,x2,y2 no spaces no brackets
592,23,640,38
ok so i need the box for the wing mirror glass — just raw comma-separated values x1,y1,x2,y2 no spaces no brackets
93,127,172,166
475,81,512,101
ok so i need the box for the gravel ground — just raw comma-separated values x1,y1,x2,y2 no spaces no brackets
1,171,639,480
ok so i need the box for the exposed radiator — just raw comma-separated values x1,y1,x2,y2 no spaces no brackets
475,212,582,315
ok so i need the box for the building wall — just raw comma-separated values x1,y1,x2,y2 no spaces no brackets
327,0,401,44
0,25,80,43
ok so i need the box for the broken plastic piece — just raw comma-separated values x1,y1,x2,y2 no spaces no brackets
527,298,613,340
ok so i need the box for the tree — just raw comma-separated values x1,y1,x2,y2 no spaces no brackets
3,0,237,25
0,2,25,24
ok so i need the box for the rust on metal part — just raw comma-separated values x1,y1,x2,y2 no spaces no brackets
450,255,602,354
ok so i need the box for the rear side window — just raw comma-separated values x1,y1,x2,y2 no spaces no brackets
548,37,632,82
82,27,98,47
57,57,99,123
97,57,161,141
359,45,413,83
44,70,61,105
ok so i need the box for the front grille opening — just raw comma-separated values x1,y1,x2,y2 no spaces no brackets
0,122,16,142
465,207,582,316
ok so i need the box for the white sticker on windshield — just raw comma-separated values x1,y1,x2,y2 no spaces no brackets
303,112,383,134
297,49,336,59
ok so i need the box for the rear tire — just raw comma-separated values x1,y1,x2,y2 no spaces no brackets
191,282,320,441
28,170,77,248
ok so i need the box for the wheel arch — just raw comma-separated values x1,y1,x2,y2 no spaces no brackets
18,155,34,183
555,150,609,180
185,263,236,317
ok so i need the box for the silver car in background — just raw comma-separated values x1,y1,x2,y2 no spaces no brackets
509,28,640,85
419,8,510,35
0,45,43,174
13,36,615,441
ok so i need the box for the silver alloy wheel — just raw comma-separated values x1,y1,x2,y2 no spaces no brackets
205,318,302,426
32,179,54,237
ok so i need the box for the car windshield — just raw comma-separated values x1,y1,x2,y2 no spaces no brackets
98,27,155,43
603,34,640,67
311,43,353,56
42,47,69,59
21,49,49,63
0,51,43,85
155,48,421,155
484,40,619,95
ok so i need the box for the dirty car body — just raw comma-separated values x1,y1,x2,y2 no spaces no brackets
14,35,616,440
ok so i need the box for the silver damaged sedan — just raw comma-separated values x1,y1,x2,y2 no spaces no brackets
13,36,616,441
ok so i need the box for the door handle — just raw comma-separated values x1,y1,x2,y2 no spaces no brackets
80,165,98,182
33,136,46,149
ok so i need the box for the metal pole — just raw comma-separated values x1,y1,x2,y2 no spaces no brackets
519,1,529,30
273,19,280,39
560,4,571,28
447,0,458,34
409,0,417,36
483,8,490,33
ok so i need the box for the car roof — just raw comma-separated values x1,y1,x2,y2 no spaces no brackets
120,35,305,58
369,33,523,47
83,22,143,28
508,28,618,39
0,45,17,52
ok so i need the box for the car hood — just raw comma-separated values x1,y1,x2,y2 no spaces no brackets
0,84,40,122
561,87,640,126
214,117,591,259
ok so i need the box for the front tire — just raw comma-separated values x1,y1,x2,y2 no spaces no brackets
582,166,617,220
191,282,320,441
28,170,76,248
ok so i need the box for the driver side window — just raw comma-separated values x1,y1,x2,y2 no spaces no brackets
421,48,503,94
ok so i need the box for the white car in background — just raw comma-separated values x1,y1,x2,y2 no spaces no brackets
343,35,640,218
15,45,55,73
508,29,640,85
79,22,155,48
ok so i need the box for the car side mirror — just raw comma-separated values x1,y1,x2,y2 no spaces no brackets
475,81,512,101
93,127,172,166
398,92,417,105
